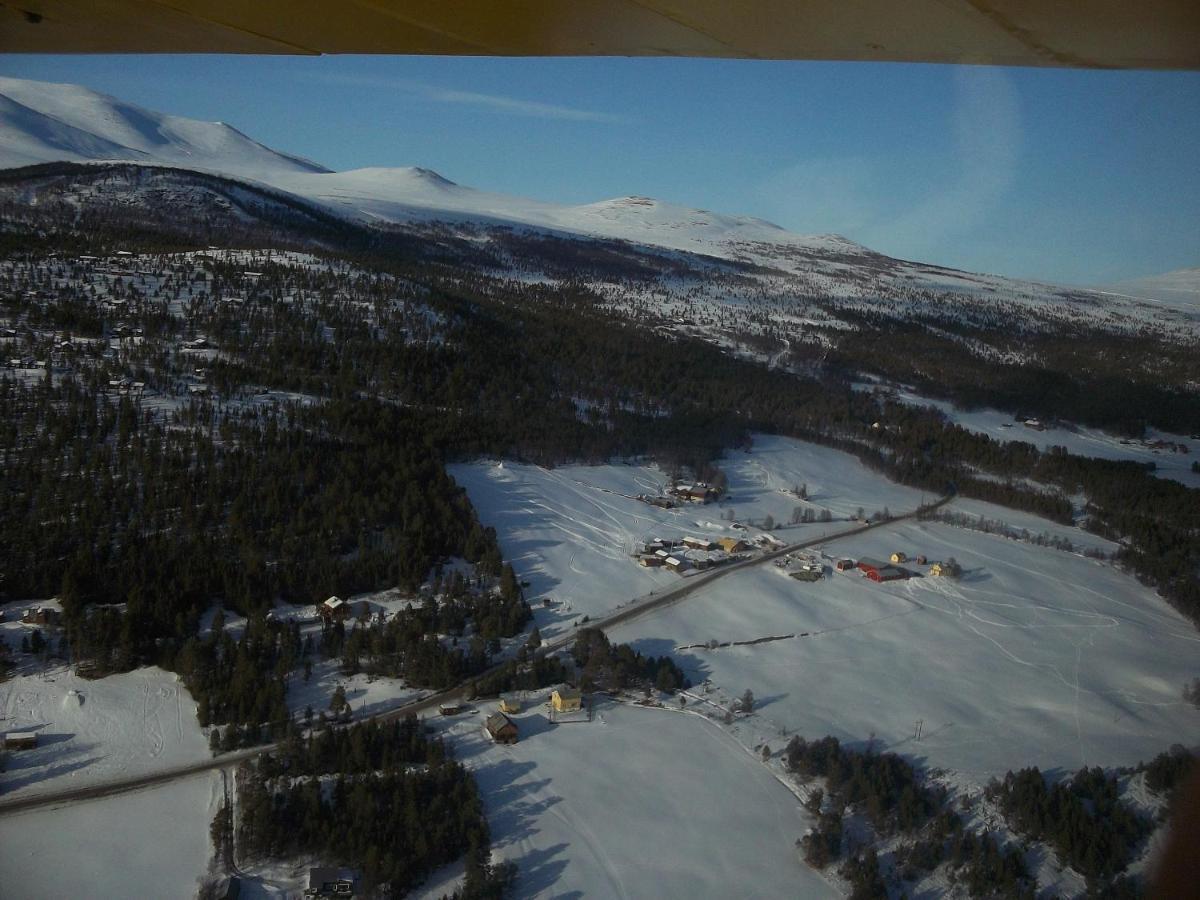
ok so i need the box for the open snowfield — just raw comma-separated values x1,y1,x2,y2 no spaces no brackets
940,495,1120,557
0,771,219,899
0,664,210,798
455,432,1197,788
450,434,926,642
440,698,834,899
608,518,1200,782
886,388,1200,489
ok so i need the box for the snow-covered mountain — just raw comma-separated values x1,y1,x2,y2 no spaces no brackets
1101,268,1200,312
1,76,1197,351
0,76,862,263
0,76,329,179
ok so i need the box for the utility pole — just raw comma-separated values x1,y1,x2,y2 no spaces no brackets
914,719,924,742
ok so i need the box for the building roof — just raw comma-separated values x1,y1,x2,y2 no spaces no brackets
485,712,516,732
857,557,889,570
554,686,582,700
323,596,344,608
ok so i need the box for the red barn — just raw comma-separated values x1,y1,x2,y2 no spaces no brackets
857,558,908,582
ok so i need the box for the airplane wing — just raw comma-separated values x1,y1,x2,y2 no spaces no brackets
2,0,1197,69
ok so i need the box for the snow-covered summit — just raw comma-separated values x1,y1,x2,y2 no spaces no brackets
0,76,872,265
1101,267,1200,312
0,76,330,178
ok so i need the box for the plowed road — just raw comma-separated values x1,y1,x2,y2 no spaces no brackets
0,496,949,816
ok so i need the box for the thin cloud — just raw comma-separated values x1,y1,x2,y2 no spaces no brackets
758,66,1022,265
309,72,623,123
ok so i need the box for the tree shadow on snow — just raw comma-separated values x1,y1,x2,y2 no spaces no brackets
1,751,105,792
513,842,575,898
753,693,788,711
959,568,992,584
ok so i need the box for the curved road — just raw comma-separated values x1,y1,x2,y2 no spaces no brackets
0,495,950,817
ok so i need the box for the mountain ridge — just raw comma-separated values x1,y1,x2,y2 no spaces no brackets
0,76,877,266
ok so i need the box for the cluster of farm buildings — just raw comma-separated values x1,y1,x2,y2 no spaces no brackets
636,480,722,509
635,535,752,574
438,687,586,746
834,552,962,582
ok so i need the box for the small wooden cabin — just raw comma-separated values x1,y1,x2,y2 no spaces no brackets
485,713,518,745
320,596,350,622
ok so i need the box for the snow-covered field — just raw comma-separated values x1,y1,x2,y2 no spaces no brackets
608,518,1200,781
455,432,1199,841
885,388,1200,489
450,435,926,642
0,665,210,798
940,495,1120,557
441,697,835,899
0,771,219,899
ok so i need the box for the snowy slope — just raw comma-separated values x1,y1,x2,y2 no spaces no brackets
275,164,863,259
0,76,328,179
441,699,835,899
0,77,882,264
1101,267,1200,311
2,76,1197,345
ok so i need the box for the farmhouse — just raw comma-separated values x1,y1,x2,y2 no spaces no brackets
551,687,583,713
638,555,665,567
835,558,855,572
439,702,463,716
664,556,688,573
717,537,749,553
890,551,908,564
499,693,522,714
485,712,519,744
682,536,718,551
3,732,38,750
671,483,717,503
930,560,962,577
304,867,358,897
320,596,350,622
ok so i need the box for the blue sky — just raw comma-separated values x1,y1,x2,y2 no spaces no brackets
2,54,1197,285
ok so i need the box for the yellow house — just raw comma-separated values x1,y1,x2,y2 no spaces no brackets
551,687,583,713
930,561,961,577
890,551,907,564
499,693,522,714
